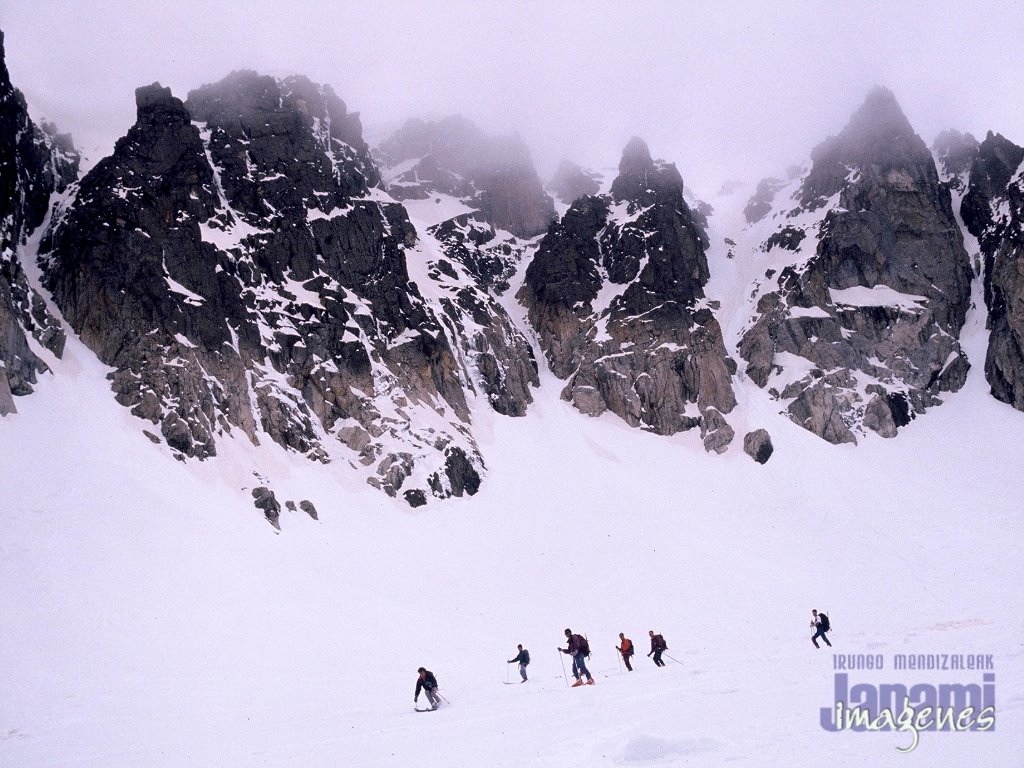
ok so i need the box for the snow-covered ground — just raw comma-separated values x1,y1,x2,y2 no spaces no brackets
2,191,1023,766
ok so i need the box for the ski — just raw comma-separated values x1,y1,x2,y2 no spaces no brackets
414,707,437,712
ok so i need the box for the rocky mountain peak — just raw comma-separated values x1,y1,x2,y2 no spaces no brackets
801,87,931,208
610,137,684,206
842,86,918,152
38,67,496,505
618,136,654,174
521,140,735,450
135,82,190,126
739,86,973,445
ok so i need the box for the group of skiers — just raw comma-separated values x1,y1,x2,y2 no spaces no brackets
557,628,671,685
416,612,831,709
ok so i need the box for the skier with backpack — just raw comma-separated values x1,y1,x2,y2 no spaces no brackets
559,628,594,687
414,667,442,710
811,609,832,649
617,632,635,671
508,644,530,682
647,630,668,667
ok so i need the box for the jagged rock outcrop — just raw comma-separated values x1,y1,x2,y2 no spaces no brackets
520,138,737,450
377,116,555,238
738,87,973,444
0,29,78,413
961,131,1024,409
547,160,602,205
40,72,482,504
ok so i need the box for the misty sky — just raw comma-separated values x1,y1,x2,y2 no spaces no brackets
2,1,1022,195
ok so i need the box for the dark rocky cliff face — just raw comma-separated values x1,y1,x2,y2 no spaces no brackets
377,116,555,238
40,73,482,503
961,132,1024,409
738,88,973,443
0,29,78,414
520,137,737,451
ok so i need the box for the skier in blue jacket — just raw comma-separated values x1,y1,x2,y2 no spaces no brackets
508,644,530,682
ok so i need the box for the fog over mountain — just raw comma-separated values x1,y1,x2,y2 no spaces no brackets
2,1,1022,194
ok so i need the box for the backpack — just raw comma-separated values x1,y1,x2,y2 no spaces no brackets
575,634,590,657
626,640,634,656
820,613,831,632
522,649,530,665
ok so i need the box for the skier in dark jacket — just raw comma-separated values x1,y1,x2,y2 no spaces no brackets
648,630,667,667
508,644,530,682
559,628,594,687
811,610,832,649
414,667,441,709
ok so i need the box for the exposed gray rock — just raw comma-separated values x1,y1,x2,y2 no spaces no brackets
743,429,774,464
403,489,427,508
428,445,481,498
961,131,1024,409
739,88,972,444
701,408,735,454
40,72,483,500
299,500,319,520
0,30,78,412
521,138,736,446
252,486,281,528
0,363,15,415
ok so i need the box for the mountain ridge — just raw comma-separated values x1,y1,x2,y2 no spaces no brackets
2,33,1023,511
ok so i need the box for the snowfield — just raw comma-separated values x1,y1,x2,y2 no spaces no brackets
2,196,1023,767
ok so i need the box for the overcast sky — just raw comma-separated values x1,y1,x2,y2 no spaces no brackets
2,1,1022,195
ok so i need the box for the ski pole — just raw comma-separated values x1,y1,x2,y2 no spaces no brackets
616,647,623,673
557,649,569,687
664,653,682,664
506,662,510,684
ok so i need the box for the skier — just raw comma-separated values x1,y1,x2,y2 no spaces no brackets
647,630,667,667
508,644,530,682
616,632,635,671
811,609,832,649
414,667,442,710
559,628,594,687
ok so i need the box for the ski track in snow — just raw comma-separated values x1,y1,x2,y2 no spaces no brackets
1,173,1023,767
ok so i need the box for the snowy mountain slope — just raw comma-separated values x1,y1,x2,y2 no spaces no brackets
2,284,1022,766
1,27,1023,766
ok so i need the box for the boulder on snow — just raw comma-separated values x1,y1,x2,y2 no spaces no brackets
252,486,281,529
743,429,774,464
